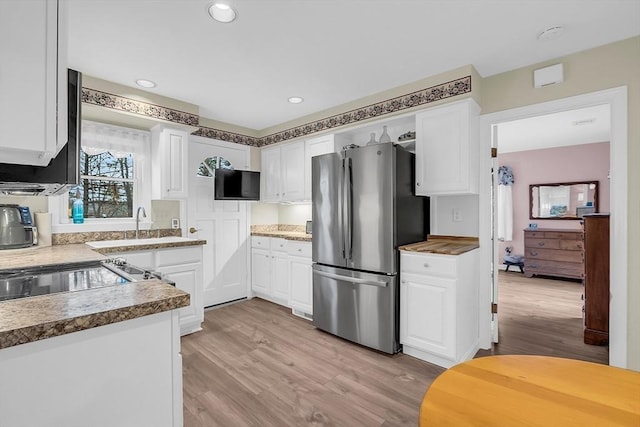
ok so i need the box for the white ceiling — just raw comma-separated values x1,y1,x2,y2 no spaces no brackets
497,104,611,153
67,0,640,131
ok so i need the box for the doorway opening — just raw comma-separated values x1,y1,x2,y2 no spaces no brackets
478,87,628,368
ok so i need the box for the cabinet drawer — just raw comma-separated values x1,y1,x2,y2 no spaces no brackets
270,238,288,252
287,241,311,258
524,231,545,239
400,252,457,278
525,259,584,278
545,231,582,240
251,236,270,249
524,238,560,249
525,248,583,263
156,247,201,267
559,239,584,251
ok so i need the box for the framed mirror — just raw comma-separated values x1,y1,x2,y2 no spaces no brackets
530,181,599,220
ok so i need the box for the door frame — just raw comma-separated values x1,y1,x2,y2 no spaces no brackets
478,86,628,368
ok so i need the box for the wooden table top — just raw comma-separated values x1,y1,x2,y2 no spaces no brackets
419,355,640,427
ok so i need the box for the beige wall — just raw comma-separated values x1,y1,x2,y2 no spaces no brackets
482,36,640,370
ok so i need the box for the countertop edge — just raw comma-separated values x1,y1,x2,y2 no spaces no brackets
92,239,207,254
251,232,312,242
399,235,480,255
0,280,190,350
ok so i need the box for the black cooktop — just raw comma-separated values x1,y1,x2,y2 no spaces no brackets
0,261,132,302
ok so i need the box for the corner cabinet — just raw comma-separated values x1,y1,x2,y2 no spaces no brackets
415,98,480,196
151,126,189,199
304,135,336,200
400,249,479,368
0,0,68,166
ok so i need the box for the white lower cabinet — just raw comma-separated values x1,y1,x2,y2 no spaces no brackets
250,236,313,318
109,245,203,336
400,249,479,368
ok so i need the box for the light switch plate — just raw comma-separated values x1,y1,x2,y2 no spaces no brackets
171,218,180,229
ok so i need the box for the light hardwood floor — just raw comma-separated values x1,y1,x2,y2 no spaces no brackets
181,271,608,426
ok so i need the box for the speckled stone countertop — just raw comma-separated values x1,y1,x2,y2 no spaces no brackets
0,244,106,270
399,235,479,255
0,279,189,349
251,230,312,242
88,237,207,254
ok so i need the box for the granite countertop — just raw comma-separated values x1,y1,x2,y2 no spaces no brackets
251,231,312,242
0,243,190,350
399,235,479,255
85,236,207,254
0,279,189,350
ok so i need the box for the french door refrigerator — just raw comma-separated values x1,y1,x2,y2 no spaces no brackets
311,142,428,353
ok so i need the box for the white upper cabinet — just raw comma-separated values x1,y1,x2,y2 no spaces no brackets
260,141,305,202
151,126,189,199
415,99,480,196
304,134,335,201
0,0,68,166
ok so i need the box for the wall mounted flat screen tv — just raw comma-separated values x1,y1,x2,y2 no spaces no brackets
214,169,260,201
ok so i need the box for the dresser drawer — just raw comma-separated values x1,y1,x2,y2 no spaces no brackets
525,238,560,249
545,231,583,240
559,239,584,251
525,248,584,263
525,259,584,278
525,230,546,239
401,252,457,278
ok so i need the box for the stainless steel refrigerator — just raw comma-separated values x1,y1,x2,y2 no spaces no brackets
312,142,428,354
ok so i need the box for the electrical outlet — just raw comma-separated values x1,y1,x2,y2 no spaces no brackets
452,209,462,222
171,218,180,229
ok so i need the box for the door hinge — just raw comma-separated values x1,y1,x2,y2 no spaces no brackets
491,303,498,314
491,147,498,158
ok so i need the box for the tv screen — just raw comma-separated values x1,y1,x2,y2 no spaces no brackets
214,169,260,201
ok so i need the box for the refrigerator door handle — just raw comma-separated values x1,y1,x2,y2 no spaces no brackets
341,157,346,260
315,269,389,287
345,157,353,261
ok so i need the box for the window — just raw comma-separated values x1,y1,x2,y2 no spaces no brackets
64,121,150,222
196,156,233,177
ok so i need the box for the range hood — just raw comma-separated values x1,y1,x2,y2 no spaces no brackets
0,69,81,196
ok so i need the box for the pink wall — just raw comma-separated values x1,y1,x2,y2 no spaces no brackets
498,142,610,257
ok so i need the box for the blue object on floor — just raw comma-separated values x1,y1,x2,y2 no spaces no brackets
503,254,525,273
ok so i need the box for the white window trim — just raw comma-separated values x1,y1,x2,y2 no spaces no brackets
50,122,152,233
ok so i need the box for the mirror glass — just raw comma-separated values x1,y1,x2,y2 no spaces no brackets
530,181,598,219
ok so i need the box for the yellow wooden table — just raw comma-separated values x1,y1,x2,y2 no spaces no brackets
419,355,640,426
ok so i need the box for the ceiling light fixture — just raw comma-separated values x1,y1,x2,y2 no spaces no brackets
208,2,238,23
537,26,564,41
135,79,156,88
288,96,304,104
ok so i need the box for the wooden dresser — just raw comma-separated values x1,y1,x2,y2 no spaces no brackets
523,228,584,279
582,214,610,345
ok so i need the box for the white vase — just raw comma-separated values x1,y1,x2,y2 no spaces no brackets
366,132,377,146
379,126,391,143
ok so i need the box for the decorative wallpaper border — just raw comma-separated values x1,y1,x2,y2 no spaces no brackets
192,126,260,147
82,75,471,147
81,88,199,127
257,75,472,147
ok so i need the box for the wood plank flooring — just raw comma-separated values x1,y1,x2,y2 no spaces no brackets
181,271,608,426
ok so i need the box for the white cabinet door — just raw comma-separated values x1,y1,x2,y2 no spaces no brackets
289,255,313,315
304,135,335,200
415,99,480,195
0,0,66,166
261,146,281,202
271,250,290,303
400,272,456,359
151,126,189,199
251,248,271,295
156,263,202,336
280,141,305,201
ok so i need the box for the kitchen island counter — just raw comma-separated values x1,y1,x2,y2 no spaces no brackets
0,243,106,270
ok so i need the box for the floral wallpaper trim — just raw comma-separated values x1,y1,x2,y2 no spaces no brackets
192,126,260,147
257,75,472,147
81,88,200,127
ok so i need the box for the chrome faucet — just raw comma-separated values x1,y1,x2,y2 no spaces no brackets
135,206,147,239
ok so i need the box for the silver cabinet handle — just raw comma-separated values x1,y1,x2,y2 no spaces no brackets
423,263,429,268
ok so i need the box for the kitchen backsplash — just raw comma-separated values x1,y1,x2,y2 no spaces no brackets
151,199,180,229
52,228,181,245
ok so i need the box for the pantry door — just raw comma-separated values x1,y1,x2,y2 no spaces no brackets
188,135,251,307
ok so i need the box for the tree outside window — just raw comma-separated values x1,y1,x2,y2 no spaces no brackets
68,150,135,219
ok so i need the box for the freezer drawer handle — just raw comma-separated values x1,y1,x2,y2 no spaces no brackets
315,270,388,287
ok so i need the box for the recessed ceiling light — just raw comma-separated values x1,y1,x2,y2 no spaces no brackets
288,96,304,104
135,79,156,88
537,26,564,41
208,2,238,23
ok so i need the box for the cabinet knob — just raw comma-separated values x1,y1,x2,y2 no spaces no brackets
423,263,429,268
530,251,538,256
416,182,421,187
298,248,302,252
538,242,545,247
